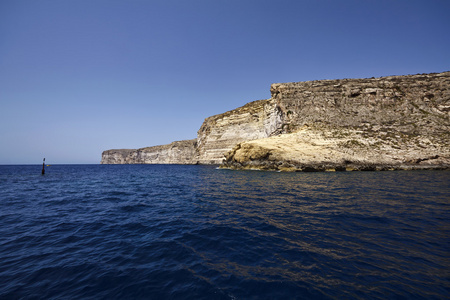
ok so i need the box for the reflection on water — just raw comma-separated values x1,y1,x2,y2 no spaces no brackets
190,169,450,298
0,165,448,299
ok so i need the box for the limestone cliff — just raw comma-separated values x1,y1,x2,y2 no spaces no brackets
196,99,282,164
101,139,198,164
221,126,450,171
222,72,450,171
269,72,450,135
102,71,450,170
101,149,136,164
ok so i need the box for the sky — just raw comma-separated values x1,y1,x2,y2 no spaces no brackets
1,0,449,164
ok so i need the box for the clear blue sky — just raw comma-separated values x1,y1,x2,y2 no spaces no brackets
1,0,449,164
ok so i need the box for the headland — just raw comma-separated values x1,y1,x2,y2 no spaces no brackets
102,71,450,171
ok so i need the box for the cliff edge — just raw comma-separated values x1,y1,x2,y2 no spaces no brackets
101,139,198,164
102,71,450,170
222,72,450,171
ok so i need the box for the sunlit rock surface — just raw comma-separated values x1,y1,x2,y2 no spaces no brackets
196,99,283,164
221,126,450,171
102,71,450,170
223,71,450,170
101,140,198,164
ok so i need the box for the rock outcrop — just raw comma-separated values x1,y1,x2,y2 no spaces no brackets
222,72,450,171
268,72,450,136
221,126,450,171
102,71,450,171
196,99,282,164
101,139,198,164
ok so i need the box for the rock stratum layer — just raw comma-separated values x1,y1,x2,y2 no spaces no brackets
196,99,283,164
102,71,450,171
101,139,198,164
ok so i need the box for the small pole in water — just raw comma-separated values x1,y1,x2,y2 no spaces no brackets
42,158,45,175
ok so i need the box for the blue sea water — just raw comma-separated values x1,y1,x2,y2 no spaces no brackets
0,165,449,299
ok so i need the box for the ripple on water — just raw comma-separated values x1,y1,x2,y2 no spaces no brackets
0,165,449,299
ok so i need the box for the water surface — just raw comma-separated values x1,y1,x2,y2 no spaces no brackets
0,165,449,299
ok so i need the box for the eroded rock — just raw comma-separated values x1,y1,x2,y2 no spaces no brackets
101,139,198,164
102,71,450,170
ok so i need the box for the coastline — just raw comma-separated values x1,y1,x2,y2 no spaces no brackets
102,72,450,170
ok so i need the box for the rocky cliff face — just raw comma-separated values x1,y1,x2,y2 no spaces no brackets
101,139,198,164
222,72,450,170
221,125,450,171
101,149,136,164
102,71,450,170
196,99,283,164
269,72,450,135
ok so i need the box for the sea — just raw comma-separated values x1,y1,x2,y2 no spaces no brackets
0,164,449,299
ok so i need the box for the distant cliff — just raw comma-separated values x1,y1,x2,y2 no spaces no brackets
101,139,197,164
101,71,450,170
